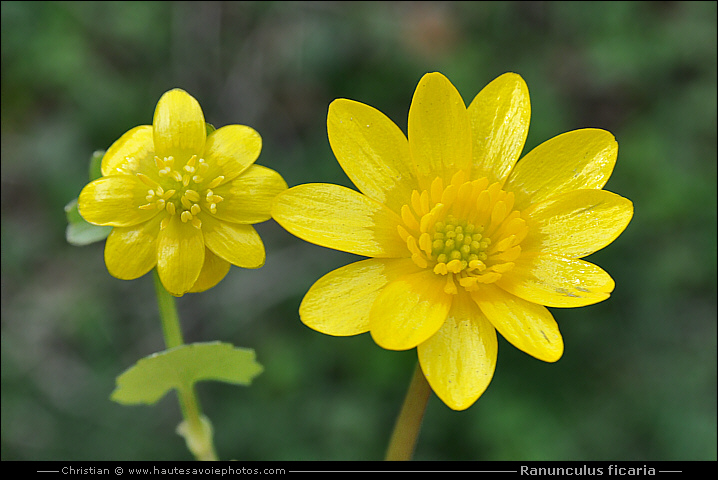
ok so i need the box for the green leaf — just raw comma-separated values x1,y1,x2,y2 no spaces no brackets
89,149,105,181
65,150,111,246
65,198,112,246
111,342,264,405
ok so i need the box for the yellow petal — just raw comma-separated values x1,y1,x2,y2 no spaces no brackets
78,176,159,227
505,129,618,211
418,291,497,410
473,284,563,362
153,89,206,162
328,98,416,214
201,215,265,269
300,258,420,336
522,189,634,258
212,165,287,224
408,72,472,190
202,125,262,185
104,215,162,279
156,214,205,296
188,248,231,293
369,269,452,350
497,252,614,308
467,72,530,185
100,125,156,178
271,183,407,258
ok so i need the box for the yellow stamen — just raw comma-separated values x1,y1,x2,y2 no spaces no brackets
184,189,200,202
397,225,411,242
180,196,193,210
399,175,527,293
207,176,224,189
420,190,430,216
433,262,448,275
411,190,422,217
137,173,159,187
401,205,420,232
443,274,458,295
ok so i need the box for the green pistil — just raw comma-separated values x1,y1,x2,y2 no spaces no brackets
431,215,490,271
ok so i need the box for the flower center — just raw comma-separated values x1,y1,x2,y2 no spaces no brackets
397,171,528,294
137,155,224,230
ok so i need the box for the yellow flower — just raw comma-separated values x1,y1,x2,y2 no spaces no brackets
272,72,633,410
79,89,287,296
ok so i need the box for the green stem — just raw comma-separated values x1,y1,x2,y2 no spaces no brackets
154,271,184,349
384,362,431,461
152,270,218,461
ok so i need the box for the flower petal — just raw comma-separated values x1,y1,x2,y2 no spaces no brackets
156,214,205,296
101,125,156,178
369,269,452,350
328,99,416,214
202,125,262,185
201,215,265,269
418,291,497,410
271,183,407,258
505,129,618,211
211,165,287,224
104,215,162,279
467,72,530,185
522,189,634,258
408,72,472,190
300,258,420,336
153,89,206,162
473,284,563,362
188,247,231,293
78,176,159,227
497,252,614,308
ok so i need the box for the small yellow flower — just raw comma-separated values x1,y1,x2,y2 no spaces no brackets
272,72,633,410
79,89,287,296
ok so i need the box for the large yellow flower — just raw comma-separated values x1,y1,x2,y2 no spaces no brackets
272,72,633,410
79,89,287,296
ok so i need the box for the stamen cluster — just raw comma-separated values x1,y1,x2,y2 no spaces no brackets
137,155,225,230
397,171,529,294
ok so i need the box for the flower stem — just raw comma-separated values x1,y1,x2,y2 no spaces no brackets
154,271,184,349
384,362,431,461
152,270,218,461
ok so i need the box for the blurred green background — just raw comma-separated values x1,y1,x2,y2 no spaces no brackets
1,1,716,461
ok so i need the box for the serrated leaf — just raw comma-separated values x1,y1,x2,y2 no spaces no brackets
65,198,112,246
111,342,263,405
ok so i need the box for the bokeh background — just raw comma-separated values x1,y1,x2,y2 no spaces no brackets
2,1,716,461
